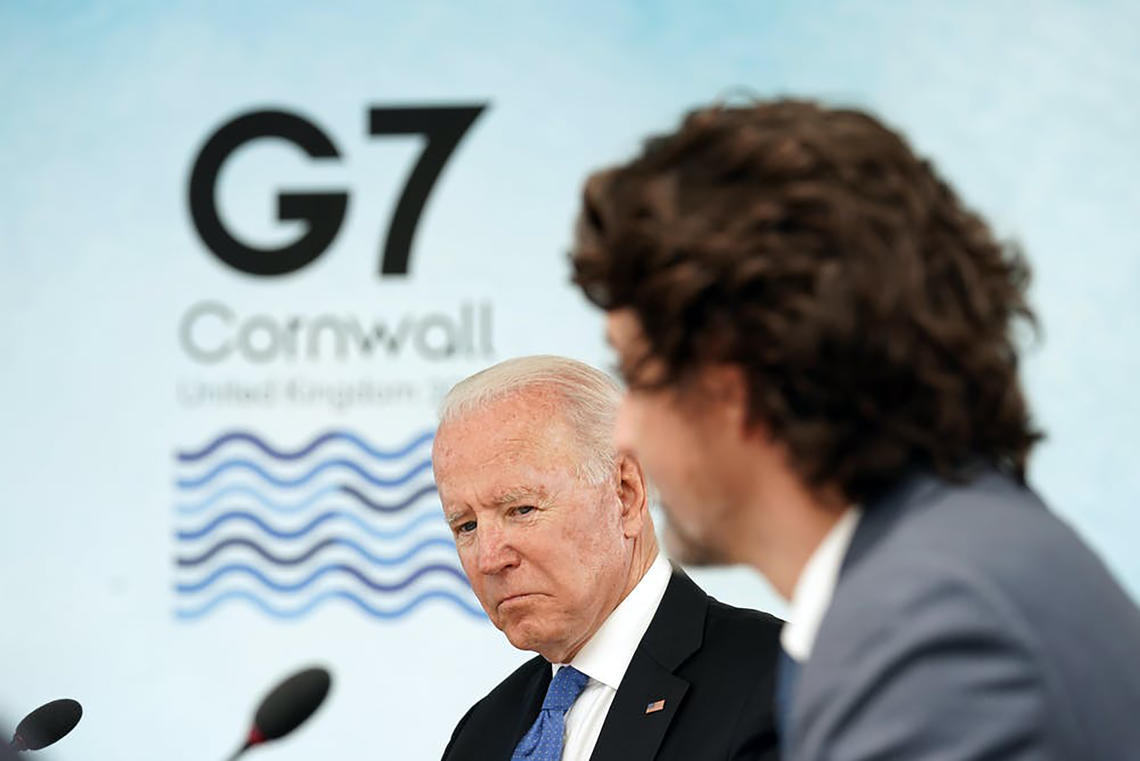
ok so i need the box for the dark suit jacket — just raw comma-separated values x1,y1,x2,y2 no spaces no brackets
442,570,782,761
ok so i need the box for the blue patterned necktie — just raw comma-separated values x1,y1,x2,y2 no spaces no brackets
512,665,590,761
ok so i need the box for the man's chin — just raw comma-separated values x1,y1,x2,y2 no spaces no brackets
502,622,554,655
496,602,547,647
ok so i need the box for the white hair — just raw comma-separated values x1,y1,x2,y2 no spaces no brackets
437,355,622,485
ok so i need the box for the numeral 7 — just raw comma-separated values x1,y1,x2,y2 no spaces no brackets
369,105,487,275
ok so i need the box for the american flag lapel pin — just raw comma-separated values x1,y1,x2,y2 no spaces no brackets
645,699,666,714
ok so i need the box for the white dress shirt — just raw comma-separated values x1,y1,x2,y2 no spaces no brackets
552,551,672,761
780,507,862,662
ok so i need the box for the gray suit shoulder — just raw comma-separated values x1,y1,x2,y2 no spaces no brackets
796,470,1140,761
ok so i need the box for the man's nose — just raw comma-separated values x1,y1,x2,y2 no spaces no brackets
475,524,519,575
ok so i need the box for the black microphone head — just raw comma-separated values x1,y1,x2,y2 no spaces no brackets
11,698,82,751
252,667,331,742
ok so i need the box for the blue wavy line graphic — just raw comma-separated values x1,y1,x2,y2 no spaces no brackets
176,562,469,594
177,510,445,542
175,483,438,516
174,589,485,620
175,484,340,515
176,536,455,568
175,457,433,490
336,484,438,513
178,429,434,463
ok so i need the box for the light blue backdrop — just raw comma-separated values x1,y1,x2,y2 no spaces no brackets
2,2,1137,760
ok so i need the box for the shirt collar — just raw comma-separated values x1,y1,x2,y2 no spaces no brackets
780,506,862,662
553,552,672,690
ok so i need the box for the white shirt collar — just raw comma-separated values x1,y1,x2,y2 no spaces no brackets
553,552,672,690
780,506,862,662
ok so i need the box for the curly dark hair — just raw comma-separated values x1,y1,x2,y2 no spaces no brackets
571,99,1042,504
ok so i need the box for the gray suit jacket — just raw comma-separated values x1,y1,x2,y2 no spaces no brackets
788,467,1140,760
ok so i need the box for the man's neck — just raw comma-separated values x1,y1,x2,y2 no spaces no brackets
550,536,659,664
620,534,660,602
738,475,847,600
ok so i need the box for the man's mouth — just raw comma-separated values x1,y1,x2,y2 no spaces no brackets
498,592,541,608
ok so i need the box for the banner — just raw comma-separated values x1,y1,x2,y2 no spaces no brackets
2,2,1137,759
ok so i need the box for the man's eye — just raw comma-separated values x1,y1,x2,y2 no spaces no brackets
456,520,477,534
514,505,535,516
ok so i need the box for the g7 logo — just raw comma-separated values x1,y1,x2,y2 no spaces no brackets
187,105,486,277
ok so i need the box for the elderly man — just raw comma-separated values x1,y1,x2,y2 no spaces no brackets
433,355,782,761
570,99,1140,760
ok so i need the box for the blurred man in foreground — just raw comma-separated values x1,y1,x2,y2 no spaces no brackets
571,100,1140,760
433,355,782,761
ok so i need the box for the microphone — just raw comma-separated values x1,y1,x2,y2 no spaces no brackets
9,699,83,752
226,666,332,761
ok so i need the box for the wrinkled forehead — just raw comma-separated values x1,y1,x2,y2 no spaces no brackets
433,433,581,518
433,390,582,483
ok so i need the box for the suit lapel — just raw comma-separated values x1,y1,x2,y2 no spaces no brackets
588,570,708,761
587,652,689,761
485,660,551,761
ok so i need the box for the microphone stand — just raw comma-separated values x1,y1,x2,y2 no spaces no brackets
224,740,252,761
224,727,263,761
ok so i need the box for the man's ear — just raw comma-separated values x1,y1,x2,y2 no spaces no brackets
616,451,649,539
